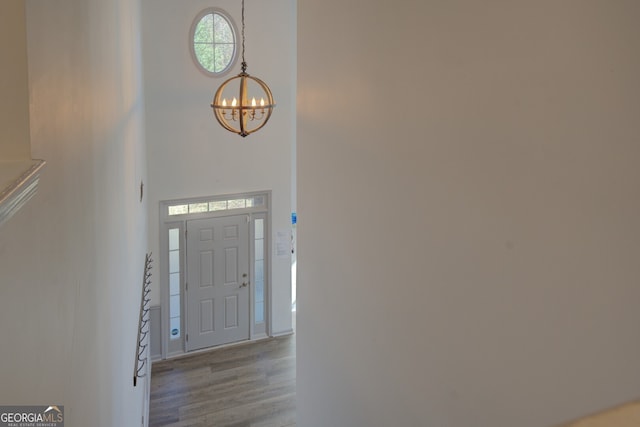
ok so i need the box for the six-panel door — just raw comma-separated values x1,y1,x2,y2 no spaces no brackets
186,215,249,351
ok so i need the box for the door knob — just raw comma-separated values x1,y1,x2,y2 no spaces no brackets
240,281,249,288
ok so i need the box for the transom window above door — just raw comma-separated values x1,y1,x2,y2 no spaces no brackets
167,194,266,216
190,8,238,76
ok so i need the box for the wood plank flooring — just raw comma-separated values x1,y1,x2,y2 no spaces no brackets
149,335,296,427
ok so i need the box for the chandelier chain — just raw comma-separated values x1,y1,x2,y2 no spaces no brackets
241,0,247,73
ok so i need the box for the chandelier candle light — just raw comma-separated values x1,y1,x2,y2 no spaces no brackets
211,0,275,137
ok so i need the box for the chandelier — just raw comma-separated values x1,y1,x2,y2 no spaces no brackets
211,0,275,137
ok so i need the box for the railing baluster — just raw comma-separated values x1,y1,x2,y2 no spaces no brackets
134,253,153,387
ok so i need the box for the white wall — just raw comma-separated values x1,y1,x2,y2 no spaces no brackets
142,0,296,335
297,1,640,426
0,0,30,160
0,0,148,425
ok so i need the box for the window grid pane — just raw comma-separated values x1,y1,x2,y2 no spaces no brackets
194,43,214,72
169,250,180,273
169,228,180,251
170,272,180,296
170,295,181,318
228,199,246,209
214,13,233,43
213,44,234,73
255,219,264,239
255,303,264,324
189,203,209,214
255,239,264,261
255,278,264,303
194,14,213,43
168,205,188,216
210,200,227,211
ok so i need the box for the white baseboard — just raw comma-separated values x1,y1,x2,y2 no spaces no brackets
272,328,294,337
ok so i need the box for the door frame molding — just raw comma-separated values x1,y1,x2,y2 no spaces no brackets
158,191,271,359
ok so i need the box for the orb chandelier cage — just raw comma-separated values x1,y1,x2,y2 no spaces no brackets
211,0,275,137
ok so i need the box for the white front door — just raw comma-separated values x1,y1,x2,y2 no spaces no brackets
186,215,250,351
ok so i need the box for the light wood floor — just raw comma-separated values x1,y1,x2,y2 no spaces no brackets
149,335,296,427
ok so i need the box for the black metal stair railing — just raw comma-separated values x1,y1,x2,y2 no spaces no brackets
134,253,152,386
